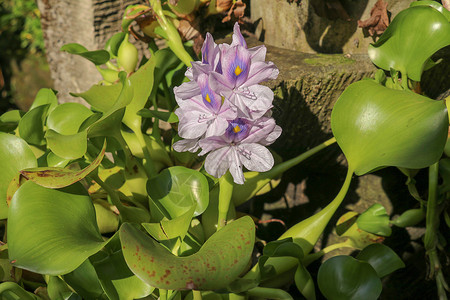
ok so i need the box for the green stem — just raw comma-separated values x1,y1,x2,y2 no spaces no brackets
91,173,126,212
279,166,354,253
217,171,234,231
233,137,337,206
192,290,202,300
133,129,157,177
244,166,354,281
303,240,354,266
424,162,448,300
149,0,193,66
159,289,167,300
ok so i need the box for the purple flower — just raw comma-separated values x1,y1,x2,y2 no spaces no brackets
209,23,279,119
199,117,281,184
175,74,236,140
172,23,282,184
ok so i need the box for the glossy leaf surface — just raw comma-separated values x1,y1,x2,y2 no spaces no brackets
8,181,106,275
318,256,382,300
336,212,383,249
368,6,450,81
0,110,24,132
45,129,88,159
356,244,405,278
61,43,110,65
331,80,448,175
138,109,179,123
71,84,122,113
0,133,37,219
47,102,93,134
120,216,255,290
147,166,209,219
18,104,49,145
20,140,106,188
29,88,58,112
356,204,392,236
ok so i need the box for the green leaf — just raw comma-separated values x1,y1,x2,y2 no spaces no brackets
147,166,209,219
356,204,392,236
71,84,122,113
8,181,106,275
0,110,24,132
47,152,70,168
45,129,88,159
94,200,120,234
20,140,106,189
142,206,196,242
0,282,40,300
61,43,110,65
356,244,405,278
368,6,450,81
336,212,383,249
318,256,382,300
120,216,255,290
0,133,37,219
0,250,21,282
91,236,154,300
122,5,150,31
409,1,450,21
18,104,49,146
63,259,105,299
295,264,316,300
122,56,156,132
105,32,126,57
47,103,93,134
331,80,448,176
29,88,58,112
391,208,425,227
138,109,179,123
47,276,73,300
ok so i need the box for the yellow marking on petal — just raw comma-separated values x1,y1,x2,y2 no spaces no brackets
205,93,211,103
221,96,225,105
234,65,242,76
233,125,241,133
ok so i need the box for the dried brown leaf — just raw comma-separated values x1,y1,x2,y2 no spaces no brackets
358,0,390,36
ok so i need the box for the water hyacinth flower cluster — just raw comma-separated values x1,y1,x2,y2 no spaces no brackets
173,23,281,184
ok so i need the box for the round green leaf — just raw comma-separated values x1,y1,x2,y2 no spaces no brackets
8,181,106,275
147,166,209,219
356,244,405,278
45,129,88,159
368,6,450,81
61,43,110,65
105,32,126,57
120,216,255,290
47,103,93,135
331,80,448,175
318,256,382,300
0,110,24,133
356,204,392,236
0,133,37,219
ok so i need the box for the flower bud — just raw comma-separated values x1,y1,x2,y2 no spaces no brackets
391,208,425,227
117,34,139,73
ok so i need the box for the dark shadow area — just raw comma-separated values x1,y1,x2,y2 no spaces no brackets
303,0,369,53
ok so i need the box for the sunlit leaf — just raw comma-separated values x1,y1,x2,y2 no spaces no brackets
356,244,405,278
368,6,450,81
0,110,24,133
120,216,255,290
20,140,106,189
71,84,122,113
105,32,126,57
18,104,49,146
336,212,384,249
122,57,156,132
318,256,382,300
45,129,88,159
8,181,106,275
47,103,93,134
61,43,110,65
356,204,392,236
0,133,37,219
29,88,58,112
331,80,448,175
147,166,209,220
